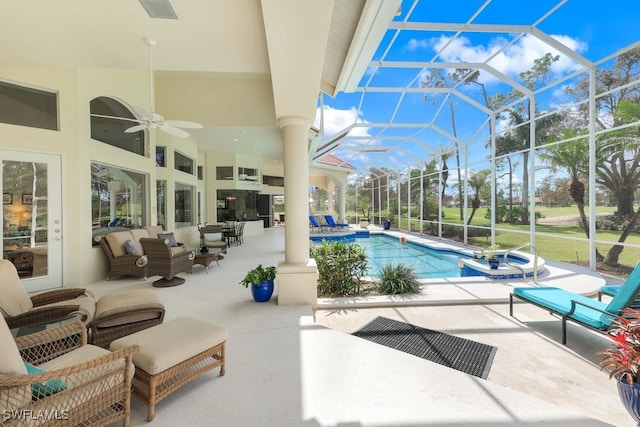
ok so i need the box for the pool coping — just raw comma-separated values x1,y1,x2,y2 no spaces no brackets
317,229,607,310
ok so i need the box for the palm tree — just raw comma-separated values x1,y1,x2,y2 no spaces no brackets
467,169,490,225
538,134,605,260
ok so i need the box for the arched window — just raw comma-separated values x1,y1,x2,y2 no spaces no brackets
90,96,145,156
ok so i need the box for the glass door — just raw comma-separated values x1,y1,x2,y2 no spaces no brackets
2,151,62,292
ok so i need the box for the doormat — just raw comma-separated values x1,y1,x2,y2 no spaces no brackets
352,316,497,379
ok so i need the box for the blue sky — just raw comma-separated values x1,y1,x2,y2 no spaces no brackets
315,0,640,177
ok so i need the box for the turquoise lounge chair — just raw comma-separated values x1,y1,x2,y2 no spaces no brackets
324,215,348,231
509,263,640,344
309,215,329,232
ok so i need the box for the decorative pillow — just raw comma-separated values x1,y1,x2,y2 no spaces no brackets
157,232,178,247
124,239,140,255
23,361,66,398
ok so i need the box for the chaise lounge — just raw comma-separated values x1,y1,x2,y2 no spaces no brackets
509,262,640,344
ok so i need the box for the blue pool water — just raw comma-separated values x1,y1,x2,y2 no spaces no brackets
354,234,464,278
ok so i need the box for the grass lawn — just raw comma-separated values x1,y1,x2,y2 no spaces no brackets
383,205,640,274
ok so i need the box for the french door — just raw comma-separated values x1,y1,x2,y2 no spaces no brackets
1,150,62,292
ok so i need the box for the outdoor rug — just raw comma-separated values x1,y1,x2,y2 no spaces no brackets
352,316,497,379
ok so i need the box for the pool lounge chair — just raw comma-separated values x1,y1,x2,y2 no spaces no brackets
598,266,640,310
309,215,329,233
324,214,349,231
509,262,640,344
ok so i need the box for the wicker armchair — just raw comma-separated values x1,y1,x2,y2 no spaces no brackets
199,225,228,255
99,232,148,280
0,316,139,427
0,260,95,330
139,238,194,287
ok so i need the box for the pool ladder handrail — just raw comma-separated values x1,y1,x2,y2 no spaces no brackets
503,243,538,282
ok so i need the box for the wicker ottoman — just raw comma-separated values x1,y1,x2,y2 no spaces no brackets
91,288,165,348
109,317,227,421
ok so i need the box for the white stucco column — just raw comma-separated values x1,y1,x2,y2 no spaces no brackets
277,115,319,308
280,116,310,263
338,185,346,224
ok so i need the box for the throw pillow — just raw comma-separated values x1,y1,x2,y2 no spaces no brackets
23,361,66,398
158,232,178,247
124,239,140,255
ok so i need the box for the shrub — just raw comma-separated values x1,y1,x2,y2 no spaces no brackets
376,262,421,295
311,240,368,297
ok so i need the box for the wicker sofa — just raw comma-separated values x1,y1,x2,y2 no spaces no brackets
0,316,139,426
99,226,186,280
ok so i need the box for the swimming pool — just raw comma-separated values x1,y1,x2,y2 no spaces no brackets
353,234,465,278
310,232,543,279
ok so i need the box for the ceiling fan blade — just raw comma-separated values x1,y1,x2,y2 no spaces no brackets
165,120,203,129
133,106,164,122
125,124,148,133
160,126,191,138
90,114,142,124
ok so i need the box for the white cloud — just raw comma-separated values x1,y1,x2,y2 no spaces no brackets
405,38,430,51
409,33,587,85
314,105,372,138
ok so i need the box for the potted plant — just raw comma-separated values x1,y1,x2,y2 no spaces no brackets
359,204,372,229
599,308,640,425
239,264,277,302
481,244,500,269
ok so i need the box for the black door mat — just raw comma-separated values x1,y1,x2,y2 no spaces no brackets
352,316,497,379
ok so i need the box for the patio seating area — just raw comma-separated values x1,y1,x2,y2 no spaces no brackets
77,227,634,426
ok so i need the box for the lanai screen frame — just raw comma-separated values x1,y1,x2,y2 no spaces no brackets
315,0,640,272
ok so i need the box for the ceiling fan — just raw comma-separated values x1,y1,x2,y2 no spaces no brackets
92,37,203,138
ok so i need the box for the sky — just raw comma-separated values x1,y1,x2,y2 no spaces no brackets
314,0,640,180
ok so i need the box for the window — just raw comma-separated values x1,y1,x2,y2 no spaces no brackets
91,162,146,246
216,190,258,222
216,166,233,180
157,180,166,229
175,182,194,228
263,175,284,187
174,151,193,174
0,80,58,130
197,166,203,180
156,147,166,167
90,97,145,155
238,167,258,181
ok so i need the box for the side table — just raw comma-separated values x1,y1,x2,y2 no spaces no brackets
193,250,219,274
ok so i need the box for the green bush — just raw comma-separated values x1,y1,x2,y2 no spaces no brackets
376,262,421,295
311,240,368,297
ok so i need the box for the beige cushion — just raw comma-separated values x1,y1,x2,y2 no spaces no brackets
170,246,186,256
0,259,34,317
129,229,150,254
203,232,222,242
0,314,31,410
104,231,134,258
40,295,96,325
110,317,228,375
143,226,164,239
94,289,164,328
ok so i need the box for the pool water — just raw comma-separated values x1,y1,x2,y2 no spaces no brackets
354,234,464,279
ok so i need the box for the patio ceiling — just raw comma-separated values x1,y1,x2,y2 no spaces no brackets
313,0,640,179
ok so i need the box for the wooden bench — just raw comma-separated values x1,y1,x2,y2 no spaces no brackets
110,317,227,421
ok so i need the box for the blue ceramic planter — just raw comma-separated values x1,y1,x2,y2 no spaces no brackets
617,378,640,425
251,280,274,302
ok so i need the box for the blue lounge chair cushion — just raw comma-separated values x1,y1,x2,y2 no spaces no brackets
324,215,348,228
513,287,611,329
